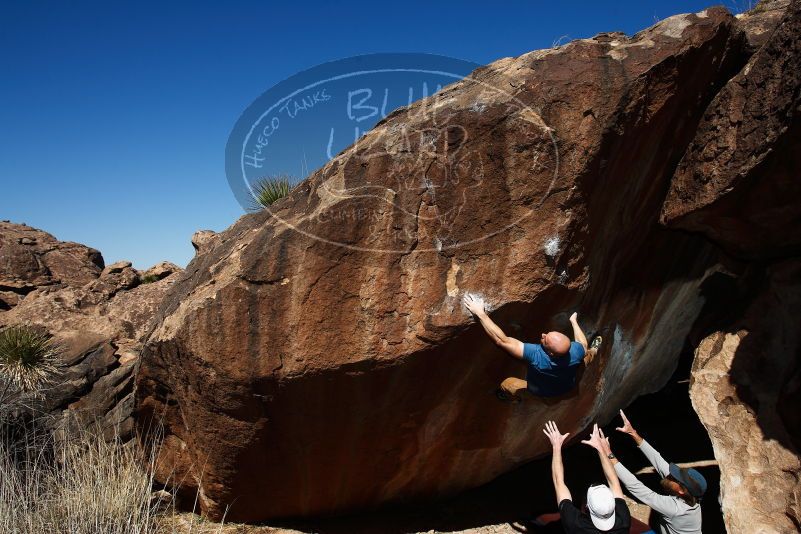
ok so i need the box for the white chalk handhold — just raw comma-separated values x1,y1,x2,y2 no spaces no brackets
462,292,492,314
544,236,561,257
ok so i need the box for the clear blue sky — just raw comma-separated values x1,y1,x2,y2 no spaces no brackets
0,1,748,269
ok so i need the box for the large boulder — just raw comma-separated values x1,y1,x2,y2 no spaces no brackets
136,8,753,522
0,222,182,439
690,260,801,533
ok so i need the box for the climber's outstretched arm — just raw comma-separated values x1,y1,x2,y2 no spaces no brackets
463,294,524,359
569,312,588,350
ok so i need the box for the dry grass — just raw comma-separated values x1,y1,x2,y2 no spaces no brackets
0,425,160,534
0,422,230,534
0,322,232,533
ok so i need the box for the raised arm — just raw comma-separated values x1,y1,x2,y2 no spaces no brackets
581,424,623,498
543,421,572,505
596,425,680,517
568,312,588,350
617,410,670,477
613,460,682,517
464,294,524,359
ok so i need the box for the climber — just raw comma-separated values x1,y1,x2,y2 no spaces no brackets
543,420,632,533
462,293,600,400
604,410,706,534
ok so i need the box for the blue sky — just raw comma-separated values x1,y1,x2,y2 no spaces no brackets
0,0,749,269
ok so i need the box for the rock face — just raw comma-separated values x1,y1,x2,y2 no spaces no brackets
0,222,181,439
672,2,801,532
135,6,768,523
662,0,801,259
690,261,801,533
735,0,791,50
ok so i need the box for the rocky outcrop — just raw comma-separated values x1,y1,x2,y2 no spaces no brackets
0,222,181,439
690,261,801,533
662,0,801,259
736,0,791,49
191,230,218,255
136,7,762,522
0,221,103,310
142,261,182,282
670,2,801,532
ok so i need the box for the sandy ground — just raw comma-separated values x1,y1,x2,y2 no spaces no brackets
160,496,653,534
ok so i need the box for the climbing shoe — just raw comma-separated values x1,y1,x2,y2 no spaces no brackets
495,388,520,403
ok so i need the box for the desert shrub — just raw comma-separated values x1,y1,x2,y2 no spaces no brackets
248,174,295,210
140,273,161,284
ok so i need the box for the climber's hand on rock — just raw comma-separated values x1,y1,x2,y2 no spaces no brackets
463,294,485,316
581,423,604,452
543,420,569,449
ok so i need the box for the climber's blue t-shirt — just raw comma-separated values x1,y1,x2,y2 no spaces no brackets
522,341,586,397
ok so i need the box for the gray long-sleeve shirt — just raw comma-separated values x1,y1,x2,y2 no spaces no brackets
614,440,702,534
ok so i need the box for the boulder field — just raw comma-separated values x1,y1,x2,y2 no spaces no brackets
133,1,800,529
0,221,182,439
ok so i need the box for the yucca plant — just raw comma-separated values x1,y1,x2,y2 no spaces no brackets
0,324,63,397
248,174,294,211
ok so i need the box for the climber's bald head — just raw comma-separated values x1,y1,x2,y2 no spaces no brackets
541,331,571,356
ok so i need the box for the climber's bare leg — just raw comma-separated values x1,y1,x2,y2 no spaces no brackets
584,336,602,365
584,346,598,365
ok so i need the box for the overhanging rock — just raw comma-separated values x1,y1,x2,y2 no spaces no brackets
136,7,750,522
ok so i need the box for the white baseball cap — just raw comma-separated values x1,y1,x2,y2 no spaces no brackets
587,485,616,531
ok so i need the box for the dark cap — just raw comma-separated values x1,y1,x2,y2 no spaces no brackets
669,463,707,498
